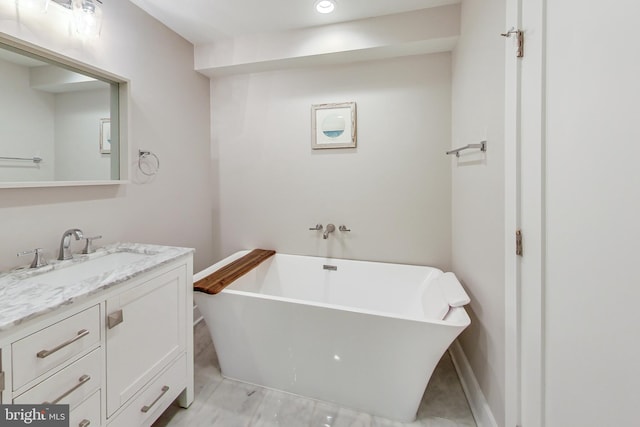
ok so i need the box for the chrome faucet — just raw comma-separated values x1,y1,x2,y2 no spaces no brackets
58,228,84,260
323,223,336,239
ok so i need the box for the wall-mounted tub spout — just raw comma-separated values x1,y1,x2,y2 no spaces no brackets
323,224,336,239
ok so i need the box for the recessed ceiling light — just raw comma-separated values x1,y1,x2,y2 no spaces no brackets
315,0,336,14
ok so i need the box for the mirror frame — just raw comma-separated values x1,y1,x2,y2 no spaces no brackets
0,33,129,188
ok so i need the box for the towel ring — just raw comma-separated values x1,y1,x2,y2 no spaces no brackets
138,150,160,176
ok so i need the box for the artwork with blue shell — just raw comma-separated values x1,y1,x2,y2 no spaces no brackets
311,102,357,149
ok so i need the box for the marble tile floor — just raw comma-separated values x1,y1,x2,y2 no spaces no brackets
153,321,476,427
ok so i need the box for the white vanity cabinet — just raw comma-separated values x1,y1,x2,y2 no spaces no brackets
0,246,194,427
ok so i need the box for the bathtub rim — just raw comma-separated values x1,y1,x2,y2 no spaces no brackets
194,250,470,328
194,249,449,280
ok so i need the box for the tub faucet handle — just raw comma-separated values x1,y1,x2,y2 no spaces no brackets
17,248,48,269
309,224,323,231
339,225,351,232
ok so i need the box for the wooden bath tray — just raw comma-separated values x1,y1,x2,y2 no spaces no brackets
194,249,275,295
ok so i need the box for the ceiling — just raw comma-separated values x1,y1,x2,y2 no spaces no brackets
128,0,460,45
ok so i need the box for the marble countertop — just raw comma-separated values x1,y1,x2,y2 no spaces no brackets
0,243,194,332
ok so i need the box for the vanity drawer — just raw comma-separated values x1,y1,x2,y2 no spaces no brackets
14,348,101,409
12,305,100,390
108,354,186,427
70,390,101,427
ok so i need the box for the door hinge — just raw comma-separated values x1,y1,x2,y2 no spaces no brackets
516,229,523,256
501,27,524,58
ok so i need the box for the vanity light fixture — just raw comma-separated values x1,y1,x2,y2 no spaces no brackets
314,0,336,14
19,0,48,12
72,0,103,37
47,0,72,9
46,0,103,37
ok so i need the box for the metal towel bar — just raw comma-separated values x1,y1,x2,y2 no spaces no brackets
0,155,42,163
446,141,487,157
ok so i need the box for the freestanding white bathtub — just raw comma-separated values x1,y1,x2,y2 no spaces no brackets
194,251,471,422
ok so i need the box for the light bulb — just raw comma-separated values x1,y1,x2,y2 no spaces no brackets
19,0,48,12
315,0,335,14
72,0,103,37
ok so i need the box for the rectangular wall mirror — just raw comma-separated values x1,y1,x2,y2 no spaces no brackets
0,35,128,188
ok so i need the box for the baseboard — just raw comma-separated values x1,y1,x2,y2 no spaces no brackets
448,340,499,427
193,304,203,326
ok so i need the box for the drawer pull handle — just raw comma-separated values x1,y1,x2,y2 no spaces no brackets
44,374,91,404
79,419,91,427
37,329,90,358
141,385,169,413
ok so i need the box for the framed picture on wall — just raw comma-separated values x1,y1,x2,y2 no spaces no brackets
100,118,111,154
311,102,357,149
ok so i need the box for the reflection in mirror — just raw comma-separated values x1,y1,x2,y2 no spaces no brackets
0,40,122,186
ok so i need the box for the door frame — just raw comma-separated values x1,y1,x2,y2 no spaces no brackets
505,0,546,425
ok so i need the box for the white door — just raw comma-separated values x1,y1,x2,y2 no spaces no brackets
518,1,640,426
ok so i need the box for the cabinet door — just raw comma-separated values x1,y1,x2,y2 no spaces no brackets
105,266,186,417
0,350,4,404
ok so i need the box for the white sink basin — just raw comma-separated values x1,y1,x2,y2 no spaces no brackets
28,252,150,286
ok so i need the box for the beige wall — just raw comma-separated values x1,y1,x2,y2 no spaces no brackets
213,54,452,268
451,0,506,424
0,2,216,272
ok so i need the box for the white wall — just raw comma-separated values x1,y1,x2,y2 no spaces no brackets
54,88,111,181
451,0,506,424
0,59,55,182
544,1,640,425
214,54,452,268
0,2,216,272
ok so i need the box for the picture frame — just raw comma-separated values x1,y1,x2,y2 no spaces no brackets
311,102,357,149
100,118,111,154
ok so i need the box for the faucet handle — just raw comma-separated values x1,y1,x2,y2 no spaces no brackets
339,225,351,232
17,248,48,269
82,235,102,254
309,224,323,231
